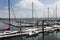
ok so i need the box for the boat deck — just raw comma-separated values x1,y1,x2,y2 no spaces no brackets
0,32,28,38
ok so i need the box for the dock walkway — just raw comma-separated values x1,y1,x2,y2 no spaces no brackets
0,32,28,38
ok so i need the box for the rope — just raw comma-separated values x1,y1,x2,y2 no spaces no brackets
10,4,17,22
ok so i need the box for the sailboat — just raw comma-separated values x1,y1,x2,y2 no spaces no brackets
53,5,60,31
26,2,40,36
0,0,10,31
0,0,19,35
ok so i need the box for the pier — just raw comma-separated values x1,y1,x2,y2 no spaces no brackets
0,32,28,38
0,26,56,38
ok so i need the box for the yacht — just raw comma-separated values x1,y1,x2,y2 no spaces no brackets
44,27,54,32
53,25,60,31
22,27,40,36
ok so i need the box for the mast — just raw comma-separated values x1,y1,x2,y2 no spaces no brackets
32,2,33,21
48,7,49,21
8,0,10,29
56,5,57,22
53,8,54,23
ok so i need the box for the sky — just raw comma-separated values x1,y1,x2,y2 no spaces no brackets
0,0,60,18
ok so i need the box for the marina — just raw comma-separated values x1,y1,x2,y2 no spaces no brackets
0,23,59,38
0,0,60,40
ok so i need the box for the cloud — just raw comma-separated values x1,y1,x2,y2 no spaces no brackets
15,0,46,18
47,1,60,18
0,7,17,18
1,0,60,18
0,9,8,18
16,0,44,9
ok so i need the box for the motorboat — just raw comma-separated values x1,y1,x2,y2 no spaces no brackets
28,31,38,36
44,27,54,33
53,25,60,31
22,28,40,36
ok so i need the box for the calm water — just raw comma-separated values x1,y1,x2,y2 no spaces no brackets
0,20,60,40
